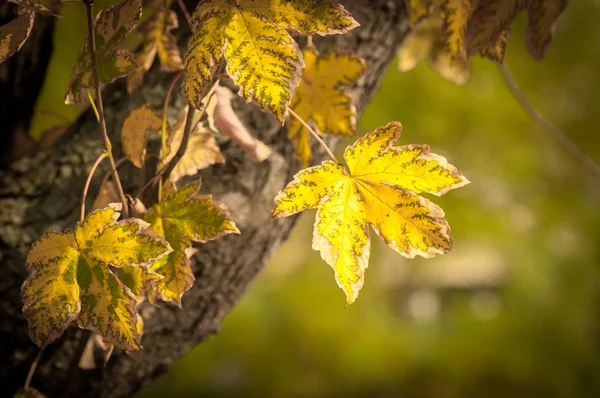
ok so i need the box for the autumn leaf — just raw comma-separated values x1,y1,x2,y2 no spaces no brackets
0,11,34,64
21,204,172,350
439,0,471,56
525,0,568,61
398,17,469,85
127,5,183,92
405,0,435,26
163,106,225,182
122,105,162,168
65,0,142,104
273,122,469,305
183,0,359,122
287,47,366,167
9,0,61,17
145,181,239,305
119,265,163,299
13,387,46,398
206,85,273,162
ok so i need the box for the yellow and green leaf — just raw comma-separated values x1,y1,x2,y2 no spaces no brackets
22,204,172,350
288,47,366,167
145,181,239,305
65,0,142,104
122,105,162,168
405,0,436,26
273,122,469,305
439,0,471,56
183,0,358,122
127,5,183,92
0,11,34,64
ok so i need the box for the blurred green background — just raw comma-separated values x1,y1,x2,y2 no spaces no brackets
34,0,600,396
136,1,600,397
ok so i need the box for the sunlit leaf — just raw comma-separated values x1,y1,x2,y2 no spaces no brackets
439,0,470,56
65,0,142,104
21,204,171,350
122,105,162,168
405,0,435,26
0,11,34,64
273,122,469,305
288,47,366,167
183,0,358,122
145,181,239,305
127,5,183,92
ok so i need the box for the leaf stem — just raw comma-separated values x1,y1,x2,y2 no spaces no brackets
161,70,183,162
82,151,108,221
162,106,197,180
24,349,43,390
84,0,130,217
175,0,192,26
288,108,338,163
86,89,100,121
498,63,600,181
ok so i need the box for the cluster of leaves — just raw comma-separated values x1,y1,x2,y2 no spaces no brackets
399,0,568,84
10,0,579,367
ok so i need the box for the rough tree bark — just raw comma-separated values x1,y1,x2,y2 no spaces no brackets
0,1,409,396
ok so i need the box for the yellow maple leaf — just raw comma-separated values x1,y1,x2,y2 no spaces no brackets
182,0,358,122
273,122,469,305
405,0,436,26
397,17,469,86
288,47,366,167
439,0,471,56
162,106,225,182
145,181,239,305
21,204,172,350
65,0,142,104
127,5,183,92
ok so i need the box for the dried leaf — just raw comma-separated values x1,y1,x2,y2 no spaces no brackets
0,11,34,64
9,0,61,17
121,105,162,168
525,0,567,60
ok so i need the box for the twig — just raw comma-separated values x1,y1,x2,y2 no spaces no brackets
176,0,192,26
161,106,197,180
99,157,127,188
161,70,183,160
84,0,130,217
81,151,108,221
24,349,43,390
288,108,338,163
498,63,600,181
86,89,100,122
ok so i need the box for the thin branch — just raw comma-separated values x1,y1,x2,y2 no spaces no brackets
161,70,183,161
176,0,192,26
84,0,130,217
81,151,108,221
161,106,197,180
498,63,600,181
24,349,43,390
86,89,100,122
288,108,338,163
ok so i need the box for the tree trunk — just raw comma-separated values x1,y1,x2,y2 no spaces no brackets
0,1,409,396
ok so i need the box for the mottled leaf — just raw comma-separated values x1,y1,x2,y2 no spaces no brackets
122,105,162,168
65,0,142,104
9,0,61,17
183,0,359,122
163,106,225,182
13,387,46,398
0,11,34,64
405,0,435,26
525,0,567,60
288,47,366,167
127,6,183,92
273,122,469,305
145,181,239,305
206,85,273,162
439,0,471,56
22,204,171,350
480,27,510,62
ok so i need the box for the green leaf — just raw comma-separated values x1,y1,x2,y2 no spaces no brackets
65,0,142,104
145,181,240,305
22,204,172,350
